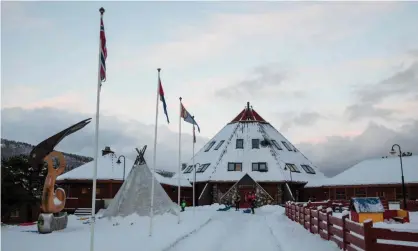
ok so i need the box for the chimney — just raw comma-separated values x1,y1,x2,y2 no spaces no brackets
247,101,250,110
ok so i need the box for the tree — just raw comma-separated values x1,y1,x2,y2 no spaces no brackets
1,155,47,222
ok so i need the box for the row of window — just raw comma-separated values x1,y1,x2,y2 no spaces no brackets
204,138,298,152
183,162,315,174
183,163,211,174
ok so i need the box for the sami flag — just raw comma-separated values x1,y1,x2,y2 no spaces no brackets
181,103,200,132
159,78,169,124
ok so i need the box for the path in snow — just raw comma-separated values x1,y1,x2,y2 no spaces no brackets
169,210,281,251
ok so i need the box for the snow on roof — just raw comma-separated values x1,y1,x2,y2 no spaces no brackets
57,154,191,187
173,103,327,184
306,155,418,187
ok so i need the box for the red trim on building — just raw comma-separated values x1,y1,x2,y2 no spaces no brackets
229,102,268,123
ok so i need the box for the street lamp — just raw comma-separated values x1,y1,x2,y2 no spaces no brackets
116,155,126,181
390,144,407,210
102,146,126,182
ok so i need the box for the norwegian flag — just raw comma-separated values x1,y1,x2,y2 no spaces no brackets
100,15,107,82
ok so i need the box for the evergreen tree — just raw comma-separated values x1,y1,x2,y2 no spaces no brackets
1,155,47,222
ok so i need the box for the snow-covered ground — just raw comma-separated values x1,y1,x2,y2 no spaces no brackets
2,205,340,251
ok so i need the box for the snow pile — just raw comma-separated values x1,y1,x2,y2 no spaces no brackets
2,206,216,251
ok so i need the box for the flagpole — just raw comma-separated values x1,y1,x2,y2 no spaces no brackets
90,7,105,251
192,116,196,214
149,68,161,237
177,97,182,224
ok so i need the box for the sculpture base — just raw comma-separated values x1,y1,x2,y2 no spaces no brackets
37,212,68,234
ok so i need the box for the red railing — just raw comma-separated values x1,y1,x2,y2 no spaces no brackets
285,201,418,251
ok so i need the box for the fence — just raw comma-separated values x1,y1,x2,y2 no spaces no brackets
285,201,418,251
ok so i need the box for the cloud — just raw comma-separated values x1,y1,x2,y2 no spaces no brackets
279,111,325,132
345,103,394,121
0,107,209,172
1,2,54,30
140,2,398,69
297,120,418,177
215,63,289,99
345,55,418,120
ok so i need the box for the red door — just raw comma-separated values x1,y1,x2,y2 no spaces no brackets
239,188,254,208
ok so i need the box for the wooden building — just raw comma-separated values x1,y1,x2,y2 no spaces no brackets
56,154,192,214
303,155,418,210
173,102,327,207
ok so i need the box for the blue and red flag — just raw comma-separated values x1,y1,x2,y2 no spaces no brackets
159,78,169,124
181,103,200,132
100,15,107,82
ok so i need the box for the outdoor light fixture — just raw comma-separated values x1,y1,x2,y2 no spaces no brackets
389,144,407,210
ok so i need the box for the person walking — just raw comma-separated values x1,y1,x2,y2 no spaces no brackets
232,192,241,211
248,191,256,214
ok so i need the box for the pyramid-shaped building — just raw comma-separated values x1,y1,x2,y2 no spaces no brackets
177,102,327,207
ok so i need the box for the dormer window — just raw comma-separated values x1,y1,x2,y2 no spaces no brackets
271,140,283,150
252,162,268,172
197,163,211,173
252,139,260,149
183,165,193,173
236,139,244,149
281,141,293,151
204,141,216,152
301,164,315,174
285,163,300,173
228,162,242,171
214,140,225,150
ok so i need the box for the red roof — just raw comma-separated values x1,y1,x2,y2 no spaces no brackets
229,102,268,124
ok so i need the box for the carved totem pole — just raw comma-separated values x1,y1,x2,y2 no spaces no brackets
29,118,91,234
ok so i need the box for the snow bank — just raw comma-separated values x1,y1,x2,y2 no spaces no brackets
2,206,217,251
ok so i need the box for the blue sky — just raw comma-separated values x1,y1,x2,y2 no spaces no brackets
2,1,418,173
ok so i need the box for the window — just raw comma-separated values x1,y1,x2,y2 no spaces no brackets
281,141,293,151
204,141,216,152
285,163,300,173
336,189,346,200
228,162,242,171
96,188,101,195
214,140,225,150
183,165,193,173
271,140,283,150
252,162,268,172
82,188,89,194
197,163,211,173
301,164,316,174
251,139,260,149
355,188,366,197
236,139,244,149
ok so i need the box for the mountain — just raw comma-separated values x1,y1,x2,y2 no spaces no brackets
1,138,93,173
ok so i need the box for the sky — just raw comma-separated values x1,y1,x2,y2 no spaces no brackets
2,1,418,176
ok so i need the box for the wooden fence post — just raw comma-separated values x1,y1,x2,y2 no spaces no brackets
326,210,332,240
309,209,313,234
301,205,305,226
341,214,349,250
363,220,374,251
